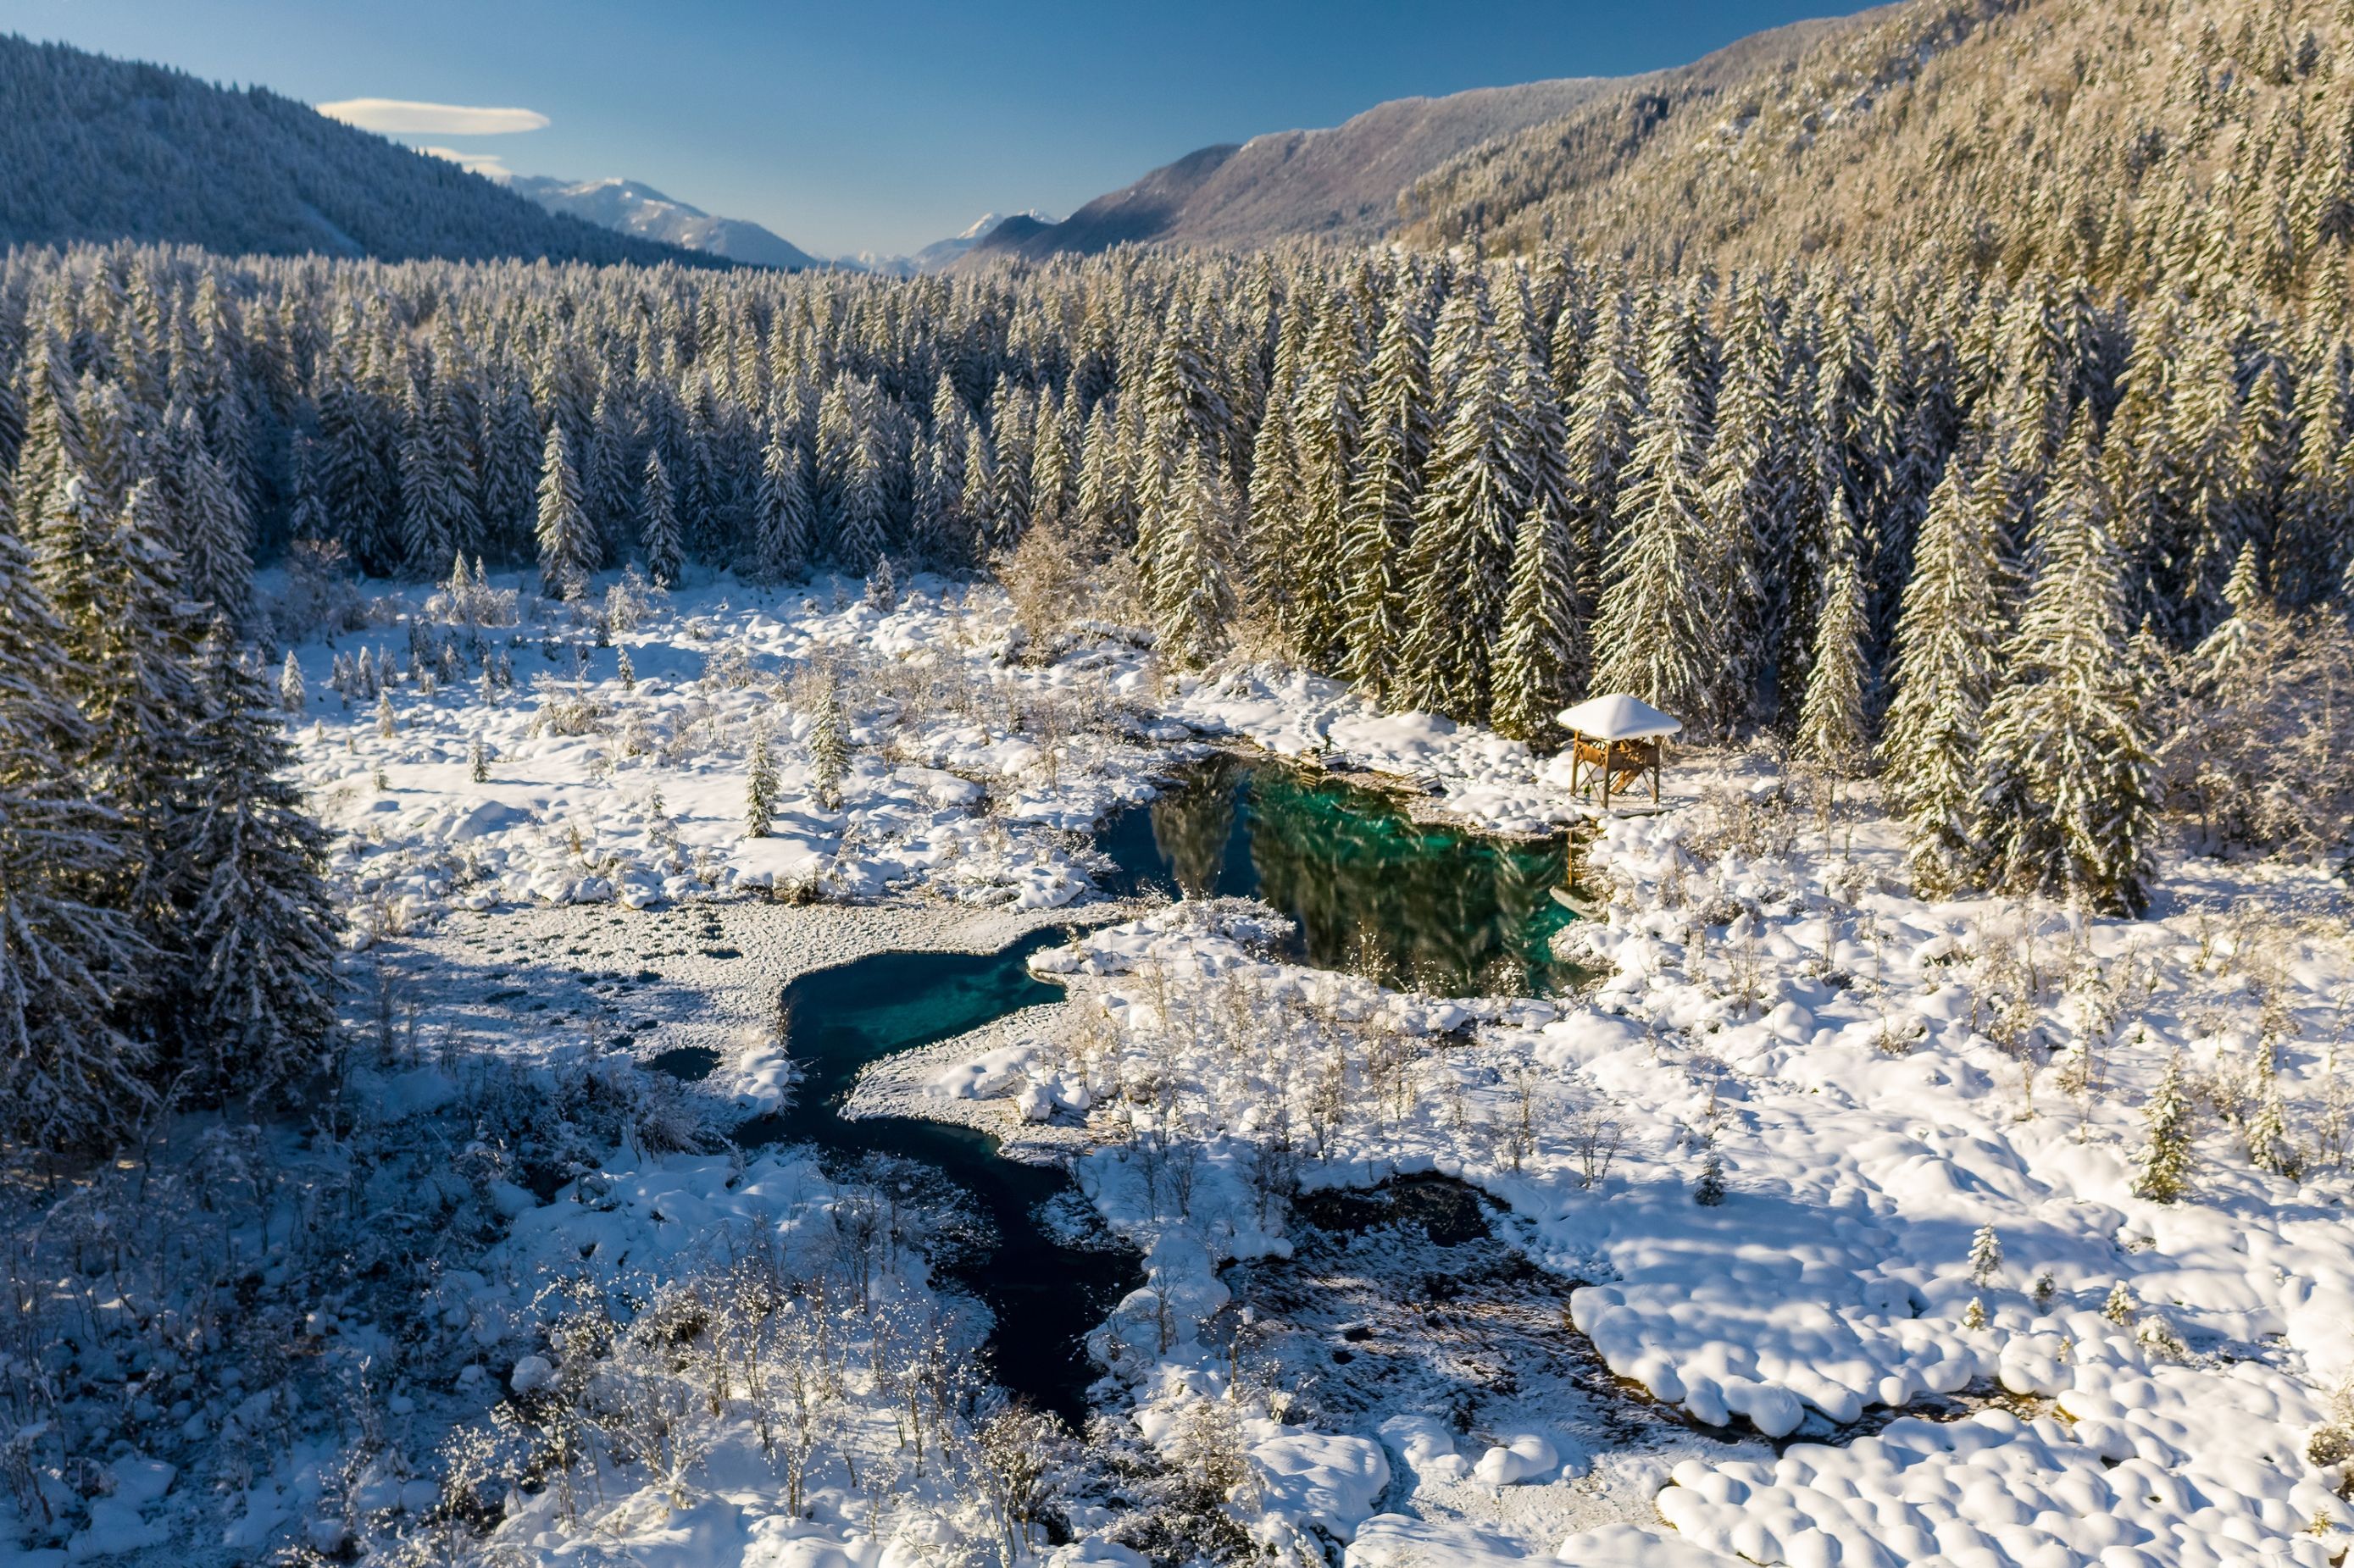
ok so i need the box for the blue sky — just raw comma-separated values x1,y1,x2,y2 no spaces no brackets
0,0,1869,257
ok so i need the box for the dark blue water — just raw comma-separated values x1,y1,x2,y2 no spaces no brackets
736,928,1123,1426
729,755,1579,1424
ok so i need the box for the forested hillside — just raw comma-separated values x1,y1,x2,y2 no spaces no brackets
0,34,712,265
1400,0,2354,315
970,12,1863,263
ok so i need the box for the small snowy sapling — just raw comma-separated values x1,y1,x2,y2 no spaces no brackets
1695,1147,1725,1205
2134,1050,2196,1202
1968,1223,2003,1287
747,733,777,839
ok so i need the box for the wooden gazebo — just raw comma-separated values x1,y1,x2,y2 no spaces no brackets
1557,695,1683,810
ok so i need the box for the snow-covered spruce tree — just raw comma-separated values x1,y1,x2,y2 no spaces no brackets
583,387,639,562
8,328,89,534
1289,285,1367,666
2274,327,2351,608
1243,301,1307,643
640,449,684,589
163,407,254,631
535,423,597,599
172,622,342,1103
469,734,488,784
1396,298,1526,719
1794,492,1873,777
837,426,892,573
1339,286,1434,699
808,683,849,812
314,359,394,572
397,375,476,578
1503,271,1574,546
985,379,1035,555
753,430,813,585
1493,496,1583,745
1695,1147,1726,1205
958,425,998,564
746,732,777,839
1699,281,1789,718
1139,308,1234,529
1882,442,2002,896
55,478,207,920
1074,398,1135,557
1030,388,1078,538
31,468,112,638
78,380,143,518
2166,323,2248,644
2247,1044,2299,1178
1968,1223,2004,1287
1591,291,1720,731
1974,412,2157,916
284,438,332,550
478,382,544,562
1560,287,1643,620
279,651,304,713
0,522,151,1148
1151,443,1239,671
2133,1050,2195,1203
866,555,896,612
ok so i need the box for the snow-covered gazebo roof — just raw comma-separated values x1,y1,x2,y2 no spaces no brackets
1556,694,1684,742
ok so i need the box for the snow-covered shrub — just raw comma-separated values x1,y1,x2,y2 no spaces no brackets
996,518,1095,665
602,566,663,634
2152,578,2354,865
273,535,369,640
425,555,519,629
698,638,758,690
1677,776,1802,867
526,675,611,739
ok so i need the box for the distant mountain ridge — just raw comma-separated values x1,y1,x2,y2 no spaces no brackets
963,14,1867,265
504,175,822,269
847,212,1063,276
0,32,713,266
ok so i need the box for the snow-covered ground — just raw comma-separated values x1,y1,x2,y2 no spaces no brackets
10,565,2351,1568
935,796,2354,1564
297,565,1645,956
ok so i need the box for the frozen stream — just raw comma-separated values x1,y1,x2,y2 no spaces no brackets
704,756,1581,1421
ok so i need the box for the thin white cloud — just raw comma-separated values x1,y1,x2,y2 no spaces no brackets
419,147,514,180
316,98,549,136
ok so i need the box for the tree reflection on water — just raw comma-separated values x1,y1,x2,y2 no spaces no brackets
1136,756,1580,997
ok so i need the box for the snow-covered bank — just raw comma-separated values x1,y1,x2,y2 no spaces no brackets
842,999,1102,1157
918,774,2354,1563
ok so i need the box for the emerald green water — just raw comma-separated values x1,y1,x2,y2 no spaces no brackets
729,754,1580,1426
1098,755,1581,997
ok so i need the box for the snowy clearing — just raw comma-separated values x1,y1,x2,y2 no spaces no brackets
11,568,2351,1568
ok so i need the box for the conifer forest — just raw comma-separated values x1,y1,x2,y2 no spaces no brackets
4,2,2354,1565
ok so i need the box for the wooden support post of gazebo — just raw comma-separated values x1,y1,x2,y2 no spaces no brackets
1557,694,1684,812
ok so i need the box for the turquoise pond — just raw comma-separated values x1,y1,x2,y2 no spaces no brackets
717,756,1580,1421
